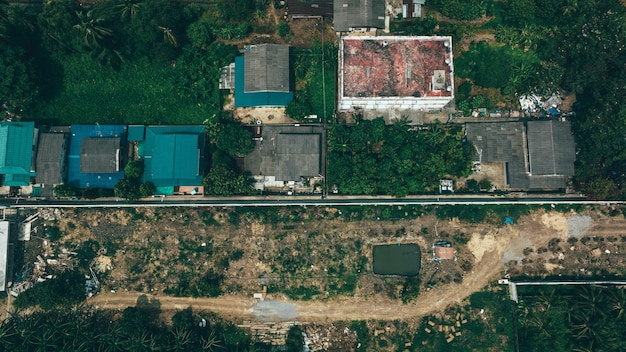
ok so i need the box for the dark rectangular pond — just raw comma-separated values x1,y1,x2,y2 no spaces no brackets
373,244,421,276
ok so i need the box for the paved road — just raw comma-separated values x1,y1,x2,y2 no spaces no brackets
0,195,621,208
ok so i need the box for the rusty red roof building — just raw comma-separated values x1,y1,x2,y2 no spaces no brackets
338,36,455,115
434,246,455,260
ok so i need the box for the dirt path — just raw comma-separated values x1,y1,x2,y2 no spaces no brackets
54,209,626,324
89,230,510,323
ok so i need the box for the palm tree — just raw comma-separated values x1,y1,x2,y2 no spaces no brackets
562,0,579,15
115,0,142,21
170,327,192,351
536,287,557,312
73,10,112,50
607,287,626,320
573,286,606,320
158,25,177,47
201,330,221,352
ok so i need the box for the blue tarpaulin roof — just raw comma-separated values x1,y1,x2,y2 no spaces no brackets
0,121,35,186
234,56,293,108
67,125,126,189
141,126,205,187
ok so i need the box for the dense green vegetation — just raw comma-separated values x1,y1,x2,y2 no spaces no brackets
287,41,337,121
517,286,626,351
114,160,155,200
13,270,86,310
0,305,270,351
0,0,237,125
328,118,473,196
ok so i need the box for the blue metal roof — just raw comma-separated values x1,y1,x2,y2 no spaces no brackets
67,125,127,189
234,56,294,108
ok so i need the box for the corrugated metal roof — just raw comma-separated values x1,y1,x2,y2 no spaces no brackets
142,126,205,187
127,125,145,142
0,121,35,186
466,121,575,190
333,0,385,32
275,133,321,181
242,125,324,182
288,0,333,17
0,221,9,292
80,138,120,173
35,133,66,185
527,120,575,176
234,56,293,107
244,44,290,93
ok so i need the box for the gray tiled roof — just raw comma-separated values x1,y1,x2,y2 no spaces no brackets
244,44,290,93
334,0,385,32
527,120,575,176
80,138,121,174
35,133,66,185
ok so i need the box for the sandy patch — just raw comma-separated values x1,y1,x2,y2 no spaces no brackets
544,263,564,272
234,107,296,125
467,231,500,262
540,212,568,238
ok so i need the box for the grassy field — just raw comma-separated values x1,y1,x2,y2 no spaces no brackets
33,55,214,125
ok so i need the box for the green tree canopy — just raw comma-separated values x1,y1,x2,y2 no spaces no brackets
285,325,304,352
216,121,254,157
0,42,37,114
14,270,85,310
328,118,473,196
114,178,141,200
124,159,144,180
202,165,252,196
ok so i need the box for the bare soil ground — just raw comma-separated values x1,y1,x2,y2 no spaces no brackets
19,206,626,326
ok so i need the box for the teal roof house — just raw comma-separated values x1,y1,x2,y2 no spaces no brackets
139,126,206,189
0,121,37,186
234,44,293,108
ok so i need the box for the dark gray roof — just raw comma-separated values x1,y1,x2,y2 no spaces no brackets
466,121,574,190
242,125,324,182
244,44,290,93
466,122,529,188
80,138,121,174
288,0,333,17
35,133,66,185
527,120,575,176
275,133,321,181
334,0,385,32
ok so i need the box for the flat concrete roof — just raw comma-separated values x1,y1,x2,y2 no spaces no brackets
339,36,454,112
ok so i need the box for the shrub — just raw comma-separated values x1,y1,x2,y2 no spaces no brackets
53,184,78,198
277,21,292,39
